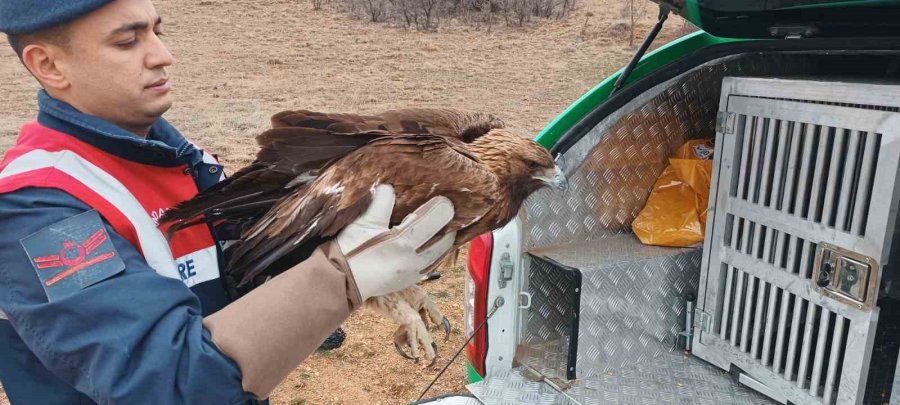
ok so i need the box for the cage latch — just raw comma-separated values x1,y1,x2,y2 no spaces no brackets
812,243,879,310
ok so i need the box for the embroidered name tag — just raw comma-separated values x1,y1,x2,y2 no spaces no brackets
20,210,126,302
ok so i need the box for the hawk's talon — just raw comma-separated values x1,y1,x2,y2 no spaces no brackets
441,316,452,341
394,341,416,360
369,286,449,367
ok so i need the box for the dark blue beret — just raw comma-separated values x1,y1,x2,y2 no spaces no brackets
0,0,113,35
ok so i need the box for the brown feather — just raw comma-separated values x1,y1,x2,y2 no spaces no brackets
229,133,494,285
160,108,553,288
161,108,503,230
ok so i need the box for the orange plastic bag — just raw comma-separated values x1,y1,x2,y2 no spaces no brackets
632,139,714,247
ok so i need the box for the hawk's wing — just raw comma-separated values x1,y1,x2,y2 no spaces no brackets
271,108,504,142
227,133,498,287
160,108,503,234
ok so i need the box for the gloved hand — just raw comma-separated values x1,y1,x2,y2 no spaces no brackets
204,184,456,399
337,184,456,301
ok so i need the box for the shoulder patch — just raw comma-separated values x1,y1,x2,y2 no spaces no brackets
20,210,126,302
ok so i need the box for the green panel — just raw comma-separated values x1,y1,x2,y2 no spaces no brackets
682,0,702,23
785,0,900,8
466,360,484,383
534,31,748,148
676,0,900,38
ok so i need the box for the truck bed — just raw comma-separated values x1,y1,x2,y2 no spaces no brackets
471,234,772,404
465,51,900,405
469,351,774,404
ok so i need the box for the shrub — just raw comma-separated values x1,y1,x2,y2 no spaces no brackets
344,0,578,31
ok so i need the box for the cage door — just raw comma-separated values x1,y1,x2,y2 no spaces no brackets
695,92,900,405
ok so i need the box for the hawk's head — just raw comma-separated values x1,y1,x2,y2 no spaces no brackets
470,129,567,195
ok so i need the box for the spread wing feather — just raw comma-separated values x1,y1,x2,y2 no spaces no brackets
227,134,499,287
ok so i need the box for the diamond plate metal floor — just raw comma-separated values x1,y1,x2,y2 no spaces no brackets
467,368,577,405
469,351,776,405
528,234,696,268
527,235,703,376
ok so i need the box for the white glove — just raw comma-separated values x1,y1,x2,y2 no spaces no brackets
337,184,456,301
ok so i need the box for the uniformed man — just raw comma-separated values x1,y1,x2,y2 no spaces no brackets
0,0,457,403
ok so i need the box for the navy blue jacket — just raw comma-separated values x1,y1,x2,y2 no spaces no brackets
0,91,262,404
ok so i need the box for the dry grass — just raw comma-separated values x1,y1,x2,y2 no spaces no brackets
275,256,470,405
0,0,688,403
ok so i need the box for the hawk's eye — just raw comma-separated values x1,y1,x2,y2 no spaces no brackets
527,161,541,171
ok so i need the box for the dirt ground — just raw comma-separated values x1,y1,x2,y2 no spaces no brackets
0,1,688,404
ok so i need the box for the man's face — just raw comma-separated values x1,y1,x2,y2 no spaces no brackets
53,0,173,133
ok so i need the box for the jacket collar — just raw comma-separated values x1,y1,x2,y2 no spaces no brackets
36,90,199,167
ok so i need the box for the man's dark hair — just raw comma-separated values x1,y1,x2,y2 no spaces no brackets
7,34,25,59
6,24,71,62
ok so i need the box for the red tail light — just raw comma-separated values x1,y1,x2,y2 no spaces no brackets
465,232,493,377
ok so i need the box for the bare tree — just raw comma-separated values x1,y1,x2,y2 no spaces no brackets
510,0,530,26
579,11,593,39
626,0,648,47
483,4,495,32
557,0,575,19
629,0,636,46
357,0,577,31
414,0,442,31
364,0,388,21
389,0,419,27
313,0,325,10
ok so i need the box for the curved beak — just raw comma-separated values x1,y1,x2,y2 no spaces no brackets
535,165,568,190
551,166,568,190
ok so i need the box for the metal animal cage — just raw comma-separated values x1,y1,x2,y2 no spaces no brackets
694,77,900,405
